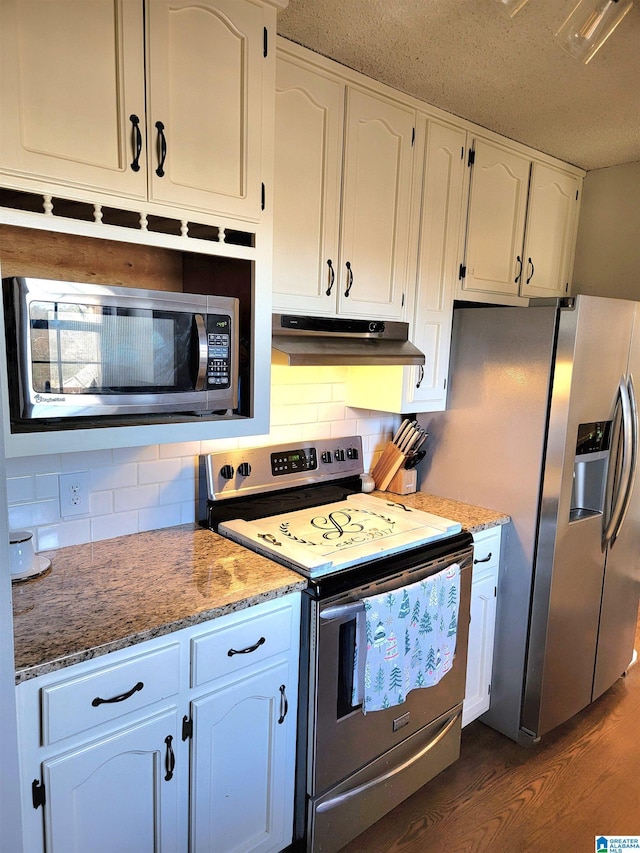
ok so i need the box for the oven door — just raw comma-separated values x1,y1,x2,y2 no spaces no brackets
309,544,472,798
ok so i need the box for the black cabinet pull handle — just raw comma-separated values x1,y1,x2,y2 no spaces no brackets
473,552,492,564
164,735,175,781
129,114,142,173
416,364,424,389
278,684,288,724
344,261,354,297
228,636,266,657
92,681,144,707
526,257,535,284
155,121,167,178
514,255,523,284
326,259,335,296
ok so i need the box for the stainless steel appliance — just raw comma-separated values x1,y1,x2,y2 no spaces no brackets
421,296,640,745
199,436,473,852
271,313,425,366
3,277,239,423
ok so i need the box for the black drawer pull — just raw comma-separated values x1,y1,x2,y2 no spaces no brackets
228,636,266,657
164,735,175,781
278,684,288,724
129,114,142,172
155,121,167,177
326,258,335,296
92,681,144,707
473,552,492,565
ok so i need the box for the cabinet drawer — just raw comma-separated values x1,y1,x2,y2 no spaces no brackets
41,643,181,746
472,527,502,575
191,600,295,688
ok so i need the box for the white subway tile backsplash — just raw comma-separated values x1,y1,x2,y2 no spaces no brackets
113,445,159,464
6,370,392,547
114,484,159,513
91,511,138,542
35,473,60,500
90,491,114,517
90,465,138,491
6,476,35,504
138,504,185,532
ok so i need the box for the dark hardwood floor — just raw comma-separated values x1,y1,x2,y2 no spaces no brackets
342,613,640,853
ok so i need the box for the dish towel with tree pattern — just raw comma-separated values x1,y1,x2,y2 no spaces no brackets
352,563,460,713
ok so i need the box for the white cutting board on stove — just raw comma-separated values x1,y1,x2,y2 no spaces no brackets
218,493,461,577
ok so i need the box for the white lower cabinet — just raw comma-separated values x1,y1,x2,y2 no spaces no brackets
17,593,300,853
190,660,293,853
463,526,502,727
42,709,182,853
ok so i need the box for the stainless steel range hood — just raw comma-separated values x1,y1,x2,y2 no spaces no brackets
272,314,425,367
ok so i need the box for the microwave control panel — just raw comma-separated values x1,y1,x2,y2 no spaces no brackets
207,314,232,388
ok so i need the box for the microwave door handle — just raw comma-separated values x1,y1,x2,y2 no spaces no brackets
194,314,207,392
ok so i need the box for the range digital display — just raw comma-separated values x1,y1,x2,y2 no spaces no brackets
271,447,318,475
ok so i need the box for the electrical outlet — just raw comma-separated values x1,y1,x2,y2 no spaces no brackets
59,471,90,518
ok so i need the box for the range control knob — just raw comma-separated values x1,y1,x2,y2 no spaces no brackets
238,462,252,477
321,451,332,464
220,464,235,480
347,447,359,459
335,449,346,462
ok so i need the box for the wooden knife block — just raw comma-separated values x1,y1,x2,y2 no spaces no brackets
386,467,417,495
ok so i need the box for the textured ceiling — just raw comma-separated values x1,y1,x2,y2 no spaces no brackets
277,0,640,172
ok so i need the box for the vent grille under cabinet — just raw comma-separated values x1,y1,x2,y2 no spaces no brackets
0,188,256,248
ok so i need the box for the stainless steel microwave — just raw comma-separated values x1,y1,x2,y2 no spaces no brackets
3,277,239,421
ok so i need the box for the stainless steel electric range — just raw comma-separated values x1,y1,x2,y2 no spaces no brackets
199,436,473,853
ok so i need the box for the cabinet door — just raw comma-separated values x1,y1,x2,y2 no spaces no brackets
409,119,466,410
190,661,294,853
463,528,501,727
272,56,344,314
345,118,466,415
337,88,415,320
0,0,147,198
462,138,531,297
42,709,182,853
520,163,581,299
146,0,264,219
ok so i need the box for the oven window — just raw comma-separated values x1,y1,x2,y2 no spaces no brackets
29,301,185,394
338,619,362,718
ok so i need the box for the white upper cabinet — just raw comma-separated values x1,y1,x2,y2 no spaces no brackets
346,116,466,413
461,139,531,299
0,0,275,221
520,162,581,299
0,0,147,199
146,0,265,219
459,137,581,304
273,44,415,320
272,55,344,314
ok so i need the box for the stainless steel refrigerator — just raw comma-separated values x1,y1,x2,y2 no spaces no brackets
419,296,640,745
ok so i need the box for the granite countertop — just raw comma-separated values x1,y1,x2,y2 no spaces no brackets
11,525,305,684
11,495,509,684
374,491,510,533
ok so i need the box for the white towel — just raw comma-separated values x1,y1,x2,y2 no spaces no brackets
352,563,461,713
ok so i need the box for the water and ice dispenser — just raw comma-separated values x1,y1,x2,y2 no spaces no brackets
570,421,612,521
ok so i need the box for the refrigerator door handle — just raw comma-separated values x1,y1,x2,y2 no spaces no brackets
611,374,638,546
603,376,634,548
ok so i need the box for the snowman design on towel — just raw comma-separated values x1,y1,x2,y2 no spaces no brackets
356,564,460,713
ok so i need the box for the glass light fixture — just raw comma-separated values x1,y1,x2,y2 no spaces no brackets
495,0,530,16
555,0,633,63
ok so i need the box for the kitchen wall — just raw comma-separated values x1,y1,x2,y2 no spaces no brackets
6,365,396,551
572,161,640,300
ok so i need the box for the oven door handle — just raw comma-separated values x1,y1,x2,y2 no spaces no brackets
319,554,471,621
320,601,364,621
315,707,462,814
